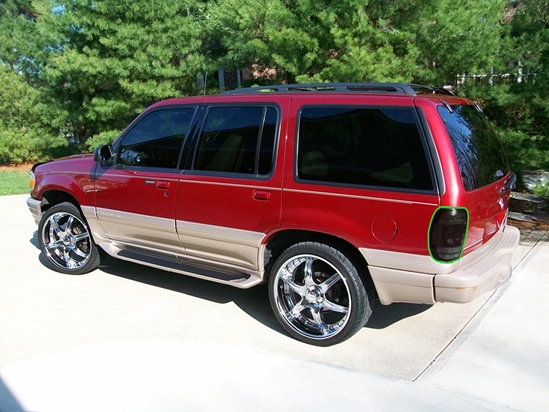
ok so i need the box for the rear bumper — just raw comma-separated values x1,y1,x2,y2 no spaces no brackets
434,225,520,303
27,197,42,226
363,225,520,305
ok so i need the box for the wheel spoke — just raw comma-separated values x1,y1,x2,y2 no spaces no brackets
52,245,67,260
45,239,64,251
321,299,349,314
49,219,63,241
319,273,342,293
62,247,72,264
310,307,329,334
302,257,315,285
65,216,74,232
73,232,90,243
286,299,308,320
282,268,307,296
71,246,89,259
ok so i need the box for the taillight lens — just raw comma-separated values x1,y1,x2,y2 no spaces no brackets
429,207,469,263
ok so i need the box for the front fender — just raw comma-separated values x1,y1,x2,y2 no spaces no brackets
31,155,97,209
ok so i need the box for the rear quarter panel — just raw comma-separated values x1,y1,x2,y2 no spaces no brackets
281,183,440,255
280,95,440,256
414,98,511,255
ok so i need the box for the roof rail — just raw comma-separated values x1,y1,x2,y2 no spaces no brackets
222,82,456,96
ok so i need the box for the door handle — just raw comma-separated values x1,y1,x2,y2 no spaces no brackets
156,181,170,190
253,190,271,201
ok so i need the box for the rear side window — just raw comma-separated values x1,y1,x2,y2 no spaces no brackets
193,106,278,176
438,105,509,191
297,106,434,191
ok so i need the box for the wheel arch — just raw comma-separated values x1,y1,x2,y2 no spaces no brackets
264,229,375,294
33,170,91,213
40,189,82,214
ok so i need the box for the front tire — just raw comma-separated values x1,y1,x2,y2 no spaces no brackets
38,202,102,275
268,242,372,346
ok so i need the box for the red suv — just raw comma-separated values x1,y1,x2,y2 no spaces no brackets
27,83,519,346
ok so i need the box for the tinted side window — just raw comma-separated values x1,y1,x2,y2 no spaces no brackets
438,105,510,191
118,107,196,168
297,106,433,191
193,106,277,176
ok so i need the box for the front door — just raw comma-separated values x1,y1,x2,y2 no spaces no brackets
94,106,197,256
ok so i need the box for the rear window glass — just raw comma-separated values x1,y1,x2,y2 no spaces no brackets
297,106,434,191
193,106,278,176
438,105,509,191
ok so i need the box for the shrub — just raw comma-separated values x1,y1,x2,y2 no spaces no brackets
85,130,122,152
496,128,549,172
0,126,68,164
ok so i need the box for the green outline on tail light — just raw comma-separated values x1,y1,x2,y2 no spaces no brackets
428,206,469,264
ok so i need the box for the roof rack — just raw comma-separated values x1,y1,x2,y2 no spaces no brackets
222,82,455,96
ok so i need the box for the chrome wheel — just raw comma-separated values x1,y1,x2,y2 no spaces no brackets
42,211,92,270
38,202,101,274
269,242,371,346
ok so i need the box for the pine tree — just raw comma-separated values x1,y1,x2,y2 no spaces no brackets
45,0,209,149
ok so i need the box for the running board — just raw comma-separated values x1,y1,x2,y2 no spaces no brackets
108,247,262,289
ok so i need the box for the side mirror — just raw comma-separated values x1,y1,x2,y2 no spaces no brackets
93,145,114,163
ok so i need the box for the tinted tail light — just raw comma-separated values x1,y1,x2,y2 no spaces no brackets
429,207,469,263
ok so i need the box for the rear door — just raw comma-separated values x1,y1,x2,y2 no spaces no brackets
175,101,287,271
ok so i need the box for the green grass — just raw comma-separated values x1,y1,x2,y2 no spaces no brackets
0,169,31,196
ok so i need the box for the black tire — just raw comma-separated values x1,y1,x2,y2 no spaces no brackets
268,242,372,346
38,202,102,275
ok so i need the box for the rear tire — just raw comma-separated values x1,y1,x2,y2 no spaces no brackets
38,202,102,275
268,242,372,346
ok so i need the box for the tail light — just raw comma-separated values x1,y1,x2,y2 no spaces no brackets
429,207,469,263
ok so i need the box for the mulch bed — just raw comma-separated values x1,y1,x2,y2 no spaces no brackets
0,163,34,171
508,215,549,232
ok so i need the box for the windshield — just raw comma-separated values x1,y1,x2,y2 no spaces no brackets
438,104,509,191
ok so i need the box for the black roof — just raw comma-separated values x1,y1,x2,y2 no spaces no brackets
222,82,455,96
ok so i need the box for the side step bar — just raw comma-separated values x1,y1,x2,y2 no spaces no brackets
109,247,263,289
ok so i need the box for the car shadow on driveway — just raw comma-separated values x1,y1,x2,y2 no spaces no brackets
366,303,431,329
30,232,39,249
98,256,285,334
29,231,433,335
98,256,432,332
0,375,25,412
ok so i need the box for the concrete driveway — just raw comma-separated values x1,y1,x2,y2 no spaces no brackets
1,193,548,411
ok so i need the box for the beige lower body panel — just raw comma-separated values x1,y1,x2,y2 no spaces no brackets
367,267,435,305
434,225,520,303
177,220,265,271
361,225,520,305
84,208,265,288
